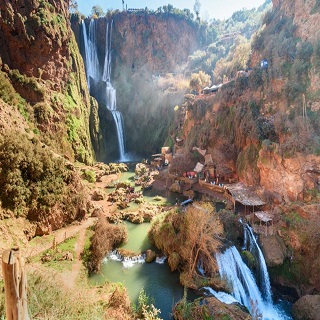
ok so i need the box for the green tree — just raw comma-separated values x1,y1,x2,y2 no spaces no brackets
193,0,201,21
91,5,104,17
69,0,78,14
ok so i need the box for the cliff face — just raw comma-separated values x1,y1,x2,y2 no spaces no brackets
111,12,200,74
0,0,96,163
272,0,320,41
173,0,320,203
72,13,201,159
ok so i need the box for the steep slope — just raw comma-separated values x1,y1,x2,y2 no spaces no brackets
0,0,100,235
0,0,97,163
170,0,320,297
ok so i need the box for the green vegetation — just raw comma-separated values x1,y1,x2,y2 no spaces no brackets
84,216,128,273
0,70,29,119
0,131,86,221
32,236,78,271
82,169,96,183
149,203,223,288
134,289,161,320
186,1,272,78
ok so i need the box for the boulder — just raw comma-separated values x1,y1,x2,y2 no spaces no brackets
76,207,86,221
145,250,156,263
170,182,182,193
259,234,288,267
291,295,320,320
92,190,104,201
91,206,104,217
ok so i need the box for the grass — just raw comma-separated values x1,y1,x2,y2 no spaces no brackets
31,235,78,271
26,269,106,320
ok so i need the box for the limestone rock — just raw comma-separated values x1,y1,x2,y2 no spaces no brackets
145,250,156,263
92,190,105,201
259,234,289,267
170,182,182,193
291,295,320,320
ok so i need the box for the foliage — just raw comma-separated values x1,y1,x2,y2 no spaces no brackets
91,5,104,17
149,203,223,287
134,289,162,320
85,216,127,273
82,169,96,183
0,131,85,221
189,71,211,92
0,70,29,120
25,270,106,319
185,2,271,77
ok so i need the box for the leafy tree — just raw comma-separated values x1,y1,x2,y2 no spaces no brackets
193,0,201,21
69,0,78,14
91,5,104,17
189,71,211,92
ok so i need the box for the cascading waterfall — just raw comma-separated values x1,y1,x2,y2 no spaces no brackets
81,20,100,90
102,20,127,161
243,223,272,304
210,223,291,319
82,19,128,161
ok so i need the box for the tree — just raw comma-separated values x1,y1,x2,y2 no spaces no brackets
91,5,104,17
189,71,211,92
193,0,201,21
69,0,78,14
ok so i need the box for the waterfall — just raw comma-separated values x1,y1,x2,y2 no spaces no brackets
243,223,272,304
81,20,100,90
82,19,128,161
210,223,292,319
105,250,146,268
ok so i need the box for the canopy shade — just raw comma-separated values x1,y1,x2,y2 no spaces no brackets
226,183,265,206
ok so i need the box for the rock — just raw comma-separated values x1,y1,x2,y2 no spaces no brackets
145,250,156,263
91,206,104,217
259,234,289,267
76,207,86,221
63,252,74,261
170,182,182,193
92,190,104,201
183,189,195,199
291,295,320,320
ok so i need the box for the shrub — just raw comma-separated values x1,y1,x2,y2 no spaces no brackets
83,169,96,183
85,216,128,273
0,131,85,221
149,203,223,287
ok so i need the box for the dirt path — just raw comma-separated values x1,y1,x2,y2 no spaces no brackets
23,217,97,259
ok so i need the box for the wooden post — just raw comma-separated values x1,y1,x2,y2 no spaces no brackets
2,247,29,320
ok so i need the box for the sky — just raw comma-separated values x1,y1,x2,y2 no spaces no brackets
76,0,267,20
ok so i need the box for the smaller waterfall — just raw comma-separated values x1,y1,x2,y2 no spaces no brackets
105,250,146,268
213,220,293,320
243,223,272,304
217,246,267,315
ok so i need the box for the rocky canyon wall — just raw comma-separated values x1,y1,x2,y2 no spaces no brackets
72,12,201,159
0,0,97,163
172,0,320,203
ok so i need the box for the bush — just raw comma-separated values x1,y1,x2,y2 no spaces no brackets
0,131,85,221
149,203,223,287
83,169,96,183
85,216,128,273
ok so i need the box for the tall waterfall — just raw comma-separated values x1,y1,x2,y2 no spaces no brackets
81,20,100,90
103,21,127,161
82,19,127,161
211,224,291,319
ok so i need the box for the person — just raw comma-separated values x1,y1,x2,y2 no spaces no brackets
175,198,179,205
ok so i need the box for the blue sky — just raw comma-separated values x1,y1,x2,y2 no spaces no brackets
76,0,268,20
